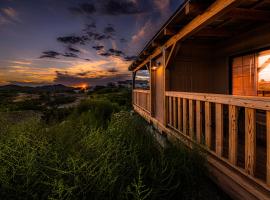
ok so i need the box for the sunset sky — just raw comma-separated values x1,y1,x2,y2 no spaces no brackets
0,0,182,87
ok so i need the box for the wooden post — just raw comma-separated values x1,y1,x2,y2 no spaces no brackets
216,103,223,156
196,101,202,143
178,98,182,131
189,99,194,139
173,97,177,128
267,111,270,186
245,108,256,176
229,105,238,165
183,98,188,135
205,102,211,149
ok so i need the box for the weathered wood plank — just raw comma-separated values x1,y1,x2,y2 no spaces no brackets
216,103,223,156
183,98,188,135
178,98,182,131
173,97,177,128
165,91,270,111
229,105,238,165
169,96,173,126
245,108,256,176
196,101,202,143
267,111,270,186
189,99,194,139
205,102,211,149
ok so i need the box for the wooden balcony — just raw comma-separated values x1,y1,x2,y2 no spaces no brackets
133,89,150,114
133,90,270,199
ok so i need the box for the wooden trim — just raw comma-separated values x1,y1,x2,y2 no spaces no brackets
165,43,176,68
133,89,150,94
229,105,238,165
166,91,270,111
215,103,223,156
245,108,256,176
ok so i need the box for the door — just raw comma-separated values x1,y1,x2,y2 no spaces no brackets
232,53,257,96
154,65,164,123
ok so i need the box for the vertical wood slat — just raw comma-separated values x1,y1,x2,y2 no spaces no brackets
196,101,202,143
229,105,238,165
189,100,194,139
173,97,177,128
169,96,172,126
178,98,182,131
245,108,256,176
215,103,223,156
205,102,211,148
183,98,187,135
267,111,270,186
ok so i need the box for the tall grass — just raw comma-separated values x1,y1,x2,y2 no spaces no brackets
0,99,229,200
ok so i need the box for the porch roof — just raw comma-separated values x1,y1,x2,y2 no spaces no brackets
129,0,270,71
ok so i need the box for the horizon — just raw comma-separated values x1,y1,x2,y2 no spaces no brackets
0,0,183,87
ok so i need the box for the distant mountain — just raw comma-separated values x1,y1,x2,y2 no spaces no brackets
0,84,75,93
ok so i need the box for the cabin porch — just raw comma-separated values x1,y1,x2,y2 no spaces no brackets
130,0,270,199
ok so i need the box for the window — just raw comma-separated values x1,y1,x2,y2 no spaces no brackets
258,50,270,96
232,49,270,97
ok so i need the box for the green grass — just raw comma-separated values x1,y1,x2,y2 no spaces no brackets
0,94,229,200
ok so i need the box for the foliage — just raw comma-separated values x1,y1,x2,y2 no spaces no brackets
0,105,229,200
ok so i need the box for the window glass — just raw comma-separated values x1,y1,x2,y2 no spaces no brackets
258,51,270,96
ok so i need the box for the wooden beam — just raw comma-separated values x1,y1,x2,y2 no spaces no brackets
165,43,176,68
131,0,239,71
164,28,177,36
228,8,270,21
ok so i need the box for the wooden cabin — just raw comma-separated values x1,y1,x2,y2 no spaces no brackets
129,0,270,199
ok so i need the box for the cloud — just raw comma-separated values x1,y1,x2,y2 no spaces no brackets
62,52,79,58
124,56,137,61
92,45,104,50
0,7,20,25
104,24,115,35
69,3,96,15
57,35,89,45
101,0,145,15
68,46,80,53
40,51,61,59
54,71,130,87
107,67,118,73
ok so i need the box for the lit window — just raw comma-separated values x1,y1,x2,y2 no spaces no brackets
258,50,270,96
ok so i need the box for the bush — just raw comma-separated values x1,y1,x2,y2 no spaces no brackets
0,110,229,200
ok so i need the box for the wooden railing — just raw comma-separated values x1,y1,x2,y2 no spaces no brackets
133,89,150,114
165,91,270,189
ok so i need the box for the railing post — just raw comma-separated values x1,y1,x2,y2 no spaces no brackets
183,98,188,135
173,97,177,128
169,96,173,126
189,100,194,139
245,108,256,176
229,105,238,165
216,103,223,156
267,111,270,186
196,101,202,143
178,98,182,131
205,102,211,149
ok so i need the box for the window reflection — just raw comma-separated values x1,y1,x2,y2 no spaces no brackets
258,50,270,96
135,70,150,90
